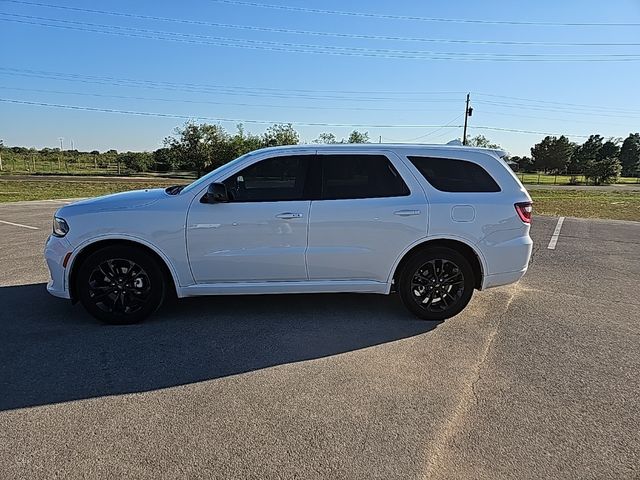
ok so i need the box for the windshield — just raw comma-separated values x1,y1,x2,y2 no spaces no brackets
180,151,257,194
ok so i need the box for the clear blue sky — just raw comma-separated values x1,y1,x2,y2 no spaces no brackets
1,0,639,156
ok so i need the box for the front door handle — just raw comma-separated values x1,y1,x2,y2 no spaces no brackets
275,212,304,220
394,209,421,216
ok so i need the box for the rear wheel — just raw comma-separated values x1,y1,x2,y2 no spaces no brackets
76,245,165,324
399,247,475,321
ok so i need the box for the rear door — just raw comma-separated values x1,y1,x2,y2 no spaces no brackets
306,151,428,283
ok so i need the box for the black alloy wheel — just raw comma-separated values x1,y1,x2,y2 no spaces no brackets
76,245,166,324
399,247,475,321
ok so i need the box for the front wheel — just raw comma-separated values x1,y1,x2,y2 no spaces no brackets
76,245,166,325
398,247,475,321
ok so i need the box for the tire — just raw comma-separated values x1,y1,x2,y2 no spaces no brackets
398,247,475,321
76,245,166,325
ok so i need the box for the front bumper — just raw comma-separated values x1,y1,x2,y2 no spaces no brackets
44,234,72,299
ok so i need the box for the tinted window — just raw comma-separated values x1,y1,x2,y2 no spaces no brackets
408,156,500,192
223,155,309,202
320,155,410,200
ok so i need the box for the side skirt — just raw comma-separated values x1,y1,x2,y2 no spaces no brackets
177,280,390,297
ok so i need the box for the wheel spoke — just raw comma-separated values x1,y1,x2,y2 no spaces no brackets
410,258,466,314
88,258,151,315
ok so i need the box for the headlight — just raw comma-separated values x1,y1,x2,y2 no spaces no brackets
52,217,69,237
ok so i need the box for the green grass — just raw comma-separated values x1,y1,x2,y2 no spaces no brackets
1,179,639,222
0,179,178,203
530,189,640,222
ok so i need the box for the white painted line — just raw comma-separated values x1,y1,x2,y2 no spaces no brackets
547,216,565,250
0,219,39,230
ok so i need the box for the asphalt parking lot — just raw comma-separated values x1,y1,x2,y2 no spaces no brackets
0,200,638,479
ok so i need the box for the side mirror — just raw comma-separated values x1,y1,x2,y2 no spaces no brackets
202,182,229,204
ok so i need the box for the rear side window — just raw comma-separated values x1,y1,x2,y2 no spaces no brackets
320,154,410,200
408,156,500,193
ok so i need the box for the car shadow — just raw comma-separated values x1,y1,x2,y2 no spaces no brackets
0,283,439,411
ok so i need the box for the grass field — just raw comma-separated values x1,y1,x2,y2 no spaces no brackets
0,179,178,203
1,179,639,222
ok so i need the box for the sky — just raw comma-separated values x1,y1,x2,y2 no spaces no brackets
0,0,639,156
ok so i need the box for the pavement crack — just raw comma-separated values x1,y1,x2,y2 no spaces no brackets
422,286,520,479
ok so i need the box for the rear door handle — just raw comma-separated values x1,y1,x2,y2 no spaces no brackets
394,209,421,216
276,212,304,220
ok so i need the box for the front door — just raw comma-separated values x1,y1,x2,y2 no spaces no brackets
186,154,312,283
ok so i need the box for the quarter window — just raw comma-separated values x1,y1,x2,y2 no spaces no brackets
408,156,501,192
223,155,309,202
320,154,410,200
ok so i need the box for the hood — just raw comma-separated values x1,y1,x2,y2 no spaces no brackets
57,188,167,216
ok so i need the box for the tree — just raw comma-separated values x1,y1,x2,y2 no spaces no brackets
164,122,218,177
262,123,299,147
314,132,338,144
568,134,603,175
469,135,500,148
584,157,622,185
0,139,3,171
118,151,154,172
597,139,621,162
152,147,176,172
509,155,534,172
347,130,369,143
619,133,640,177
230,123,262,157
530,135,574,173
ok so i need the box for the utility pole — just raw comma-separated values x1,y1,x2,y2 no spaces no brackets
462,93,473,145
58,137,63,170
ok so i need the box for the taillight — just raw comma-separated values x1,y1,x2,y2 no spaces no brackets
515,202,533,224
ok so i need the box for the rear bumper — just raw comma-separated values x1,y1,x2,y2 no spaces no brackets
44,235,72,299
482,267,528,289
478,228,533,289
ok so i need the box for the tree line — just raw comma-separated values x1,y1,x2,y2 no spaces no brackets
510,133,640,185
1,124,638,185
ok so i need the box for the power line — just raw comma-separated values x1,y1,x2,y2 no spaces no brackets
0,97,466,128
383,114,465,142
0,67,463,99
3,0,639,46
208,0,640,27
468,126,591,137
2,67,636,118
2,67,637,119
0,86,457,113
2,15,640,62
474,92,639,114
478,109,635,128
0,72,462,105
0,97,597,137
474,100,640,119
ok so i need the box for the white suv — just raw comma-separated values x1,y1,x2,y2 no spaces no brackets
45,144,533,324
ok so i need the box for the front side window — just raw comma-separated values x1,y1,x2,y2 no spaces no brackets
222,155,310,202
408,156,501,193
320,154,410,200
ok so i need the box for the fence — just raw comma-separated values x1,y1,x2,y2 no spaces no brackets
517,172,640,185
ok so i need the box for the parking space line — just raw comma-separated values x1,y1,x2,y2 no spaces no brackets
547,216,565,250
0,219,39,230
